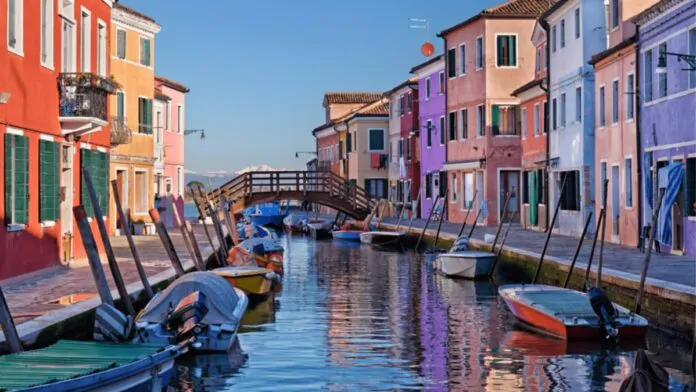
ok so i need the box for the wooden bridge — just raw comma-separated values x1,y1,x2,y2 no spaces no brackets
195,171,377,219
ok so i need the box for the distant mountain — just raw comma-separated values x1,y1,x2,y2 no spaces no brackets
184,165,288,190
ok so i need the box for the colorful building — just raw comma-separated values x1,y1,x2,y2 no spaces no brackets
635,0,696,257
155,76,189,228
438,0,546,227
589,0,657,246
513,20,549,232
109,4,161,235
385,78,419,217
411,55,447,218
0,0,115,279
542,0,607,237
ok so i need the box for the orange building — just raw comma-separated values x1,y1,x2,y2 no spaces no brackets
0,0,115,279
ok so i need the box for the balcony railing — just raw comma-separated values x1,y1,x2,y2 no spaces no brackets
59,73,119,122
110,116,132,146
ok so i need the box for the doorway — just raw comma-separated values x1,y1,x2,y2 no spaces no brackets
528,171,539,226
672,159,684,253
500,170,520,223
115,169,129,232
60,144,74,263
476,171,484,223
612,165,620,238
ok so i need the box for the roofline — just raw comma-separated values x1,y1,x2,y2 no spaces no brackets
511,79,544,96
588,36,637,65
409,54,444,74
631,0,686,25
155,76,190,93
383,80,418,98
540,0,571,22
437,14,538,37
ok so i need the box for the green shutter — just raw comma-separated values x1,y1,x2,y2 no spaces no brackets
98,151,109,215
5,134,12,224
39,140,60,223
81,149,93,217
117,92,124,118
117,30,126,58
510,36,517,66
497,36,504,66
492,105,500,135
14,135,28,224
147,99,153,134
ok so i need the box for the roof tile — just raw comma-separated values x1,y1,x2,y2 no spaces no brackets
323,92,383,105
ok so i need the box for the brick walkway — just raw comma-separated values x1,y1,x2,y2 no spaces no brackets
2,224,222,325
380,217,696,288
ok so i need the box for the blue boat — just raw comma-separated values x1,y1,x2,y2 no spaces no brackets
331,230,361,241
244,202,287,228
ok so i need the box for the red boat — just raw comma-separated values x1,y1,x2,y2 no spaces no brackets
499,284,648,340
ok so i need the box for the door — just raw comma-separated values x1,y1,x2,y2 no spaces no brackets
115,169,128,230
476,171,484,223
672,159,684,252
499,170,520,222
612,165,620,237
529,171,538,226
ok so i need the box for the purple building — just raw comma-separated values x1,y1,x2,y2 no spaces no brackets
410,55,447,218
635,0,696,257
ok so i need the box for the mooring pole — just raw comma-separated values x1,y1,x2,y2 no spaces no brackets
457,190,477,238
468,206,484,238
208,201,228,262
82,169,135,317
416,195,440,250
219,195,236,248
532,175,568,284
226,203,240,247
0,287,23,353
110,180,153,300
563,211,593,288
489,218,514,276
491,192,512,252
149,208,186,277
405,186,422,234
596,179,610,287
433,190,449,248
583,209,605,286
184,221,206,270
74,206,114,306
635,185,665,314
172,202,203,271
191,186,220,266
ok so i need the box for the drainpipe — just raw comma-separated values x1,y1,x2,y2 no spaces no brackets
635,26,643,249
604,0,611,49
442,35,449,221
540,17,552,233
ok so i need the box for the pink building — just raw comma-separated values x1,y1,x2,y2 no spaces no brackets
155,76,189,226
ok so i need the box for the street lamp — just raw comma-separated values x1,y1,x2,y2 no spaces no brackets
295,151,317,158
184,128,205,140
657,49,696,73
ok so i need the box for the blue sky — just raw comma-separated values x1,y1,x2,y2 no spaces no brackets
119,0,502,174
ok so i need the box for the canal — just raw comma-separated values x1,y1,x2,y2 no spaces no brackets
169,233,694,391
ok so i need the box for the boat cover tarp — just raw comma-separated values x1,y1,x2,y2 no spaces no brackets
618,350,669,392
657,162,683,246
284,213,308,226
0,340,164,391
137,271,242,326
239,237,283,253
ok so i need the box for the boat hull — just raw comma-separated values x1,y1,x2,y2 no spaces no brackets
213,267,275,297
359,231,404,247
434,251,496,279
332,230,361,241
249,214,285,228
499,284,648,341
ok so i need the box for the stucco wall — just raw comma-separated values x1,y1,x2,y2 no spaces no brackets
348,118,389,187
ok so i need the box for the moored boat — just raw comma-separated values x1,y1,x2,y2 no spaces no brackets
434,251,496,279
306,219,332,239
235,237,285,275
245,202,287,228
498,284,648,341
359,231,405,247
332,230,362,241
283,213,308,232
213,265,280,298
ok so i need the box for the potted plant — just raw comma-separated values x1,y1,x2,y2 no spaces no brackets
133,219,145,235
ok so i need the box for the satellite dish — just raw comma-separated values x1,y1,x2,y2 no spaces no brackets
421,42,435,57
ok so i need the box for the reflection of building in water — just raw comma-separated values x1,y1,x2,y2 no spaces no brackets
418,267,449,391
483,355,525,391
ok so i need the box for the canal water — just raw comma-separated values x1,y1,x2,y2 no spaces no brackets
169,232,693,391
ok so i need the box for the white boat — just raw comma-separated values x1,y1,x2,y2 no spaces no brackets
134,271,248,352
433,251,496,279
306,218,333,239
359,231,405,247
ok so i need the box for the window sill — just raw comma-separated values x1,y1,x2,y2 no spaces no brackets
475,67,483,72
41,221,57,228
8,46,24,57
41,62,55,71
459,73,467,77
625,118,635,124
6,224,26,232
624,206,634,211
687,216,696,222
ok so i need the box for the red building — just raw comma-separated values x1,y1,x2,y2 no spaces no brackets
0,0,114,279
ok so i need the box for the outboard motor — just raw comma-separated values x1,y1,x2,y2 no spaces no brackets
588,287,619,342
166,291,209,343
450,236,470,253
94,303,136,342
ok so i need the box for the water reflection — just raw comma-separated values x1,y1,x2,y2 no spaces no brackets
171,236,693,391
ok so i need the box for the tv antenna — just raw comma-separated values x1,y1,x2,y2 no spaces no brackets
409,18,434,57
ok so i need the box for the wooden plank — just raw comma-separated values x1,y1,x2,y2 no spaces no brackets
82,169,135,317
73,205,114,306
149,208,185,277
0,287,23,353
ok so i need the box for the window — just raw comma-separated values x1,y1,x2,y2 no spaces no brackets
177,105,183,133
116,29,126,59
425,78,431,99
398,139,403,158
611,0,619,29
460,44,467,74
552,25,557,53
81,10,91,72
438,71,445,94
599,86,606,127
439,116,445,145
448,112,457,141
39,140,60,222
134,171,148,214
41,0,54,67
62,21,75,72
612,80,619,124
178,167,184,196
626,74,635,120
496,35,517,67
5,133,28,226
364,179,387,199
476,105,485,136
346,132,352,153
425,173,432,198
116,92,125,118
658,44,667,98
368,129,385,151
7,0,23,54
552,98,558,130
560,20,566,48
97,22,106,76
398,96,404,116
492,105,518,135
80,149,108,218
426,120,432,147
574,8,581,39
447,48,456,78
461,109,468,139
543,101,548,133
521,108,528,138
139,97,153,134
625,158,633,208
165,102,170,130
522,171,530,204
536,48,542,72
140,37,151,66
644,51,653,102
534,103,540,136
451,174,458,203
407,93,413,112
575,87,582,122
463,172,474,209
476,37,484,69
686,158,696,217
559,170,580,211
690,29,696,88
560,93,566,127
438,172,446,197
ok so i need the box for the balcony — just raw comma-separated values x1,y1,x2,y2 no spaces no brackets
59,73,119,137
492,105,520,136
110,116,132,146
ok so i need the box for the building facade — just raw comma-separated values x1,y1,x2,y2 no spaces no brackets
514,21,549,232
439,0,546,227
1,0,114,279
590,0,658,246
411,55,447,218
635,0,696,257
109,4,161,235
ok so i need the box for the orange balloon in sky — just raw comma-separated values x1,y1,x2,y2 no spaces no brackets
421,42,435,57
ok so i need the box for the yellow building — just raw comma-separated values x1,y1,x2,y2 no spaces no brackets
109,4,161,234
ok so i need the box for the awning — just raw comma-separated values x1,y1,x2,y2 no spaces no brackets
657,162,683,246
442,159,483,171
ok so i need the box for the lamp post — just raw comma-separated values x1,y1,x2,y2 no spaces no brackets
295,151,317,158
184,128,205,140
656,50,696,73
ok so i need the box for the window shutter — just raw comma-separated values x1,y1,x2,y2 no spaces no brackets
509,36,517,66
144,40,151,66
39,140,48,221
492,105,500,135
117,30,126,58
40,141,60,222
148,99,154,134
15,135,28,224
81,149,93,217
4,134,12,224
117,92,124,118
497,36,504,66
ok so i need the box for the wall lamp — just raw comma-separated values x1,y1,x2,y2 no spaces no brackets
184,128,205,140
295,151,318,158
657,50,696,73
